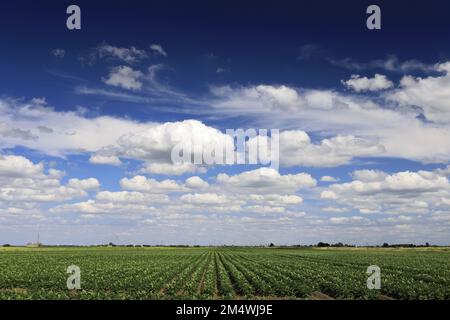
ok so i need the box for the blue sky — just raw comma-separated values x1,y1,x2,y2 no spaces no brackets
1,0,450,245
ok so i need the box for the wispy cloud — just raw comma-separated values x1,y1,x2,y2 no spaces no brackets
90,42,148,64
150,44,167,57
328,55,438,73
296,44,322,61
51,48,65,59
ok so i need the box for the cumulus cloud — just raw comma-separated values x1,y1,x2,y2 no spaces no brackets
217,167,316,194
335,171,449,194
321,169,450,215
0,96,394,172
185,176,209,189
320,190,338,200
120,175,186,193
50,168,311,219
351,169,388,182
102,66,143,90
278,131,385,167
67,178,100,191
208,83,450,164
0,154,96,210
4,67,450,172
248,194,303,206
117,119,233,170
342,74,394,92
387,62,450,124
96,191,169,204
0,154,44,178
180,193,229,205
248,130,383,168
0,100,284,173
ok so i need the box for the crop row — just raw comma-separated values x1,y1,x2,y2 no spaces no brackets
0,247,449,299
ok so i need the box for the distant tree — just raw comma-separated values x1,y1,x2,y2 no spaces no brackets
425,242,430,247
3,244,10,247
317,242,330,247
382,242,389,248
269,243,275,247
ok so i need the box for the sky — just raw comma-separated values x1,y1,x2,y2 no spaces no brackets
1,0,450,245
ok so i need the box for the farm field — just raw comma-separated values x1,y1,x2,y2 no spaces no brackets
0,247,449,300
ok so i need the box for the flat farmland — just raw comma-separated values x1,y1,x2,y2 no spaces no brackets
0,247,449,300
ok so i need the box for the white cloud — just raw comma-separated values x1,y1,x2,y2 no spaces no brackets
5,50,450,244
96,191,169,204
387,62,450,124
89,154,122,166
342,74,394,92
379,215,413,223
322,207,348,213
0,98,155,157
329,216,368,225
117,119,233,169
120,175,186,193
50,166,313,219
4,88,450,174
248,194,303,206
51,199,156,215
102,66,143,90
321,169,450,215
244,205,286,214
51,189,170,215
0,154,95,209
279,131,384,167
320,176,339,182
334,171,448,194
180,193,229,205
217,167,316,194
185,176,209,189
209,83,450,164
321,190,338,200
436,165,450,177
67,178,100,191
0,154,44,178
93,43,147,64
351,169,388,182
150,44,167,57
52,200,104,214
